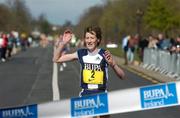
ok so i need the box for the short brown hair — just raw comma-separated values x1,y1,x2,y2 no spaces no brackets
84,26,102,46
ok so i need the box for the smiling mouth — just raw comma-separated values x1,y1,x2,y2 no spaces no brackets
87,43,93,46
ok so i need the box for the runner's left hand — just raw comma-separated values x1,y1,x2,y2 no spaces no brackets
103,50,115,67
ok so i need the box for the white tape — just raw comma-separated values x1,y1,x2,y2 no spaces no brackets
38,81,180,118
176,82,180,103
1,81,180,118
108,88,141,114
38,99,70,118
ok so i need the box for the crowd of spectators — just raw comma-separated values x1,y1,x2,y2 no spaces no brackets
122,33,180,65
0,31,33,62
144,34,180,53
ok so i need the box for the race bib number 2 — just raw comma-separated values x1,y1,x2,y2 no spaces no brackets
83,69,104,84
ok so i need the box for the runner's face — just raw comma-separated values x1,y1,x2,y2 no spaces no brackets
84,32,99,52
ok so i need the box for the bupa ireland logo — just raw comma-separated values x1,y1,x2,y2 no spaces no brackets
71,93,109,117
0,104,37,118
140,83,178,109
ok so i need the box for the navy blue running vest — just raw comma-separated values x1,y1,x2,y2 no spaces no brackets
77,48,108,90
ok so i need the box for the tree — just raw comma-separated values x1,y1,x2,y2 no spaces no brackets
99,0,148,42
144,0,180,34
37,14,52,35
0,4,12,31
6,0,32,33
75,5,104,39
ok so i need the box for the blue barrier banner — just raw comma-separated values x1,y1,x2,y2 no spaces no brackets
0,104,37,118
71,92,109,117
140,83,178,109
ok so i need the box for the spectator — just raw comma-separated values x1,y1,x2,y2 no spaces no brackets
127,35,137,64
0,34,8,62
7,33,15,58
27,35,33,47
162,35,172,50
157,33,164,49
134,34,140,49
156,33,171,50
0,35,3,61
138,37,149,62
122,35,131,65
148,35,158,48
170,35,180,53
20,33,28,51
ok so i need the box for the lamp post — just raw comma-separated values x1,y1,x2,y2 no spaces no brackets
114,23,119,44
136,9,144,35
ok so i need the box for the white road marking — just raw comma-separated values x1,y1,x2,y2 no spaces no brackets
52,62,60,101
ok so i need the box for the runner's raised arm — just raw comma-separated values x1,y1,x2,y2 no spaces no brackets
53,30,76,63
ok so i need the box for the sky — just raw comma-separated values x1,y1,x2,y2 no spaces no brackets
0,0,105,25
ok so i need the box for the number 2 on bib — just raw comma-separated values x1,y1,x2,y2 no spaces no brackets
83,69,104,84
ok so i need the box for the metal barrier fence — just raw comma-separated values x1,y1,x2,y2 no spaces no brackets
143,48,180,80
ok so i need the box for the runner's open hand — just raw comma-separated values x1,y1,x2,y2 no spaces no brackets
62,30,72,44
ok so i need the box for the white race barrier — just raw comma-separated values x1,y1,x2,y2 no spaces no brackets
1,81,180,118
143,48,180,79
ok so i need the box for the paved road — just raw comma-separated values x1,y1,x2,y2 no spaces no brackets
0,46,53,108
0,46,179,118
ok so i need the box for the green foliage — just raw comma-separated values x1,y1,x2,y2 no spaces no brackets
1,0,179,37
106,47,124,57
75,0,149,44
0,0,52,35
37,14,52,34
75,5,104,38
75,0,180,40
105,47,141,62
7,0,32,32
0,4,12,31
144,0,180,34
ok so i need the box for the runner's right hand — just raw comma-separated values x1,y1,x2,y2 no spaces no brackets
62,29,72,44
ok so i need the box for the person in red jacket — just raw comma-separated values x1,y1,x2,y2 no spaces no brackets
0,34,8,62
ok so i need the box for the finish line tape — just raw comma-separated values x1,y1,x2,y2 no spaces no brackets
0,81,180,118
